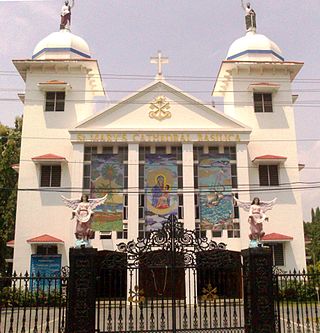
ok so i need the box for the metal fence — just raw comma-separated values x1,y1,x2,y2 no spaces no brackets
274,269,320,333
0,269,68,333
94,219,245,333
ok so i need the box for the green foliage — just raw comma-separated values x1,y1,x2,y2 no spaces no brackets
0,286,65,307
279,279,317,301
0,117,22,275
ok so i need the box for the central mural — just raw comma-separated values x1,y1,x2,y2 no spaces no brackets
145,154,178,230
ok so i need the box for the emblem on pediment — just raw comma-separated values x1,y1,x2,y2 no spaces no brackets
149,96,171,121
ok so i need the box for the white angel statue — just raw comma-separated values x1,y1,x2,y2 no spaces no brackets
61,193,108,248
234,196,277,246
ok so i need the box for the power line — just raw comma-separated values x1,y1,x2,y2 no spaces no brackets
1,184,320,194
2,70,320,82
2,97,320,107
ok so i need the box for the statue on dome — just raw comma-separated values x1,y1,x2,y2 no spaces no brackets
60,0,75,30
61,193,108,248
241,1,256,32
233,196,277,248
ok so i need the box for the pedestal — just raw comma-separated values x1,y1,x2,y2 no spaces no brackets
66,247,97,333
242,247,276,333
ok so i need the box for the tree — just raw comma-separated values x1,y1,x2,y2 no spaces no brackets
305,206,320,266
0,117,22,275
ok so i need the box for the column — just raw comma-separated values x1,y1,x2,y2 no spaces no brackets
66,248,97,333
182,143,195,230
242,248,276,333
236,143,251,249
127,144,139,241
182,143,196,304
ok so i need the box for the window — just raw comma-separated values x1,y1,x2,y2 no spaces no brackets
254,93,273,113
45,92,65,112
259,165,279,186
40,165,61,187
36,245,58,255
265,243,285,266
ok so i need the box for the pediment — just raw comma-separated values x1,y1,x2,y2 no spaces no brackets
75,81,250,132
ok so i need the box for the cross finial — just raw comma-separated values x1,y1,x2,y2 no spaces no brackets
150,50,169,79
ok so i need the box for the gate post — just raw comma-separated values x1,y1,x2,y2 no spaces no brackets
241,247,276,333
66,248,97,333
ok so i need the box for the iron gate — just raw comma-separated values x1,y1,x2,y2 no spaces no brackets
95,216,245,332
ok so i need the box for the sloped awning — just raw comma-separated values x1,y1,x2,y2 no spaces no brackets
6,240,15,248
248,82,281,92
252,155,287,164
261,233,293,242
11,164,20,173
27,234,64,245
37,80,71,91
32,154,67,164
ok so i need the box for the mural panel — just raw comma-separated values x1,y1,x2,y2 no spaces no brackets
91,154,123,231
199,154,233,230
145,154,178,231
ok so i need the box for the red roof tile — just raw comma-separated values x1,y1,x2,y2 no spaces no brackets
27,234,64,244
6,240,14,247
32,154,66,161
262,233,293,241
254,155,287,160
39,80,67,85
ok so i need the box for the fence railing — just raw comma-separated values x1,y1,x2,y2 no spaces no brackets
274,270,320,333
0,271,68,333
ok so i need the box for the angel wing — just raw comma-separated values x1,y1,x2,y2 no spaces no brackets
61,195,81,210
260,198,277,213
88,193,109,210
233,196,252,212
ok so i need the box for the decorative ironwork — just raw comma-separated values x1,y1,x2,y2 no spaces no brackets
149,96,171,121
117,216,227,267
0,270,68,333
128,286,145,303
94,215,244,332
201,283,218,302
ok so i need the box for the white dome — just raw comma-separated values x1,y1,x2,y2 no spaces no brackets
227,31,284,62
32,29,91,60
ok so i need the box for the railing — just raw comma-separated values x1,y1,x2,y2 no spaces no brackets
274,270,320,333
0,271,68,333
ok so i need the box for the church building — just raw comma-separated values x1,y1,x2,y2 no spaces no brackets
9,4,306,275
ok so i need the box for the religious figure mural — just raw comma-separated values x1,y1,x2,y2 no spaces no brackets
61,193,108,248
90,154,124,232
234,196,277,247
145,154,178,231
60,0,74,30
199,154,233,230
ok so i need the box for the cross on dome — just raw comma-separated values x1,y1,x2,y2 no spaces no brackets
150,51,169,79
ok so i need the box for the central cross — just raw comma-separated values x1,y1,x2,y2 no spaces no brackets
150,50,169,78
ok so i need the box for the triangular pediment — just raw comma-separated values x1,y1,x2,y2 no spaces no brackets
75,80,250,132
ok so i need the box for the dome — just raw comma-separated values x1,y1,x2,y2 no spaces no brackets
32,29,91,60
226,31,284,62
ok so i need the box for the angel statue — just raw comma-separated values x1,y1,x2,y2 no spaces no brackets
61,193,108,248
60,0,75,30
233,196,277,247
241,1,256,32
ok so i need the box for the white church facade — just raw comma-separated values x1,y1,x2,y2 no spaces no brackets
10,6,306,275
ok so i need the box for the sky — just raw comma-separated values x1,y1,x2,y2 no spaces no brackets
0,0,319,221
